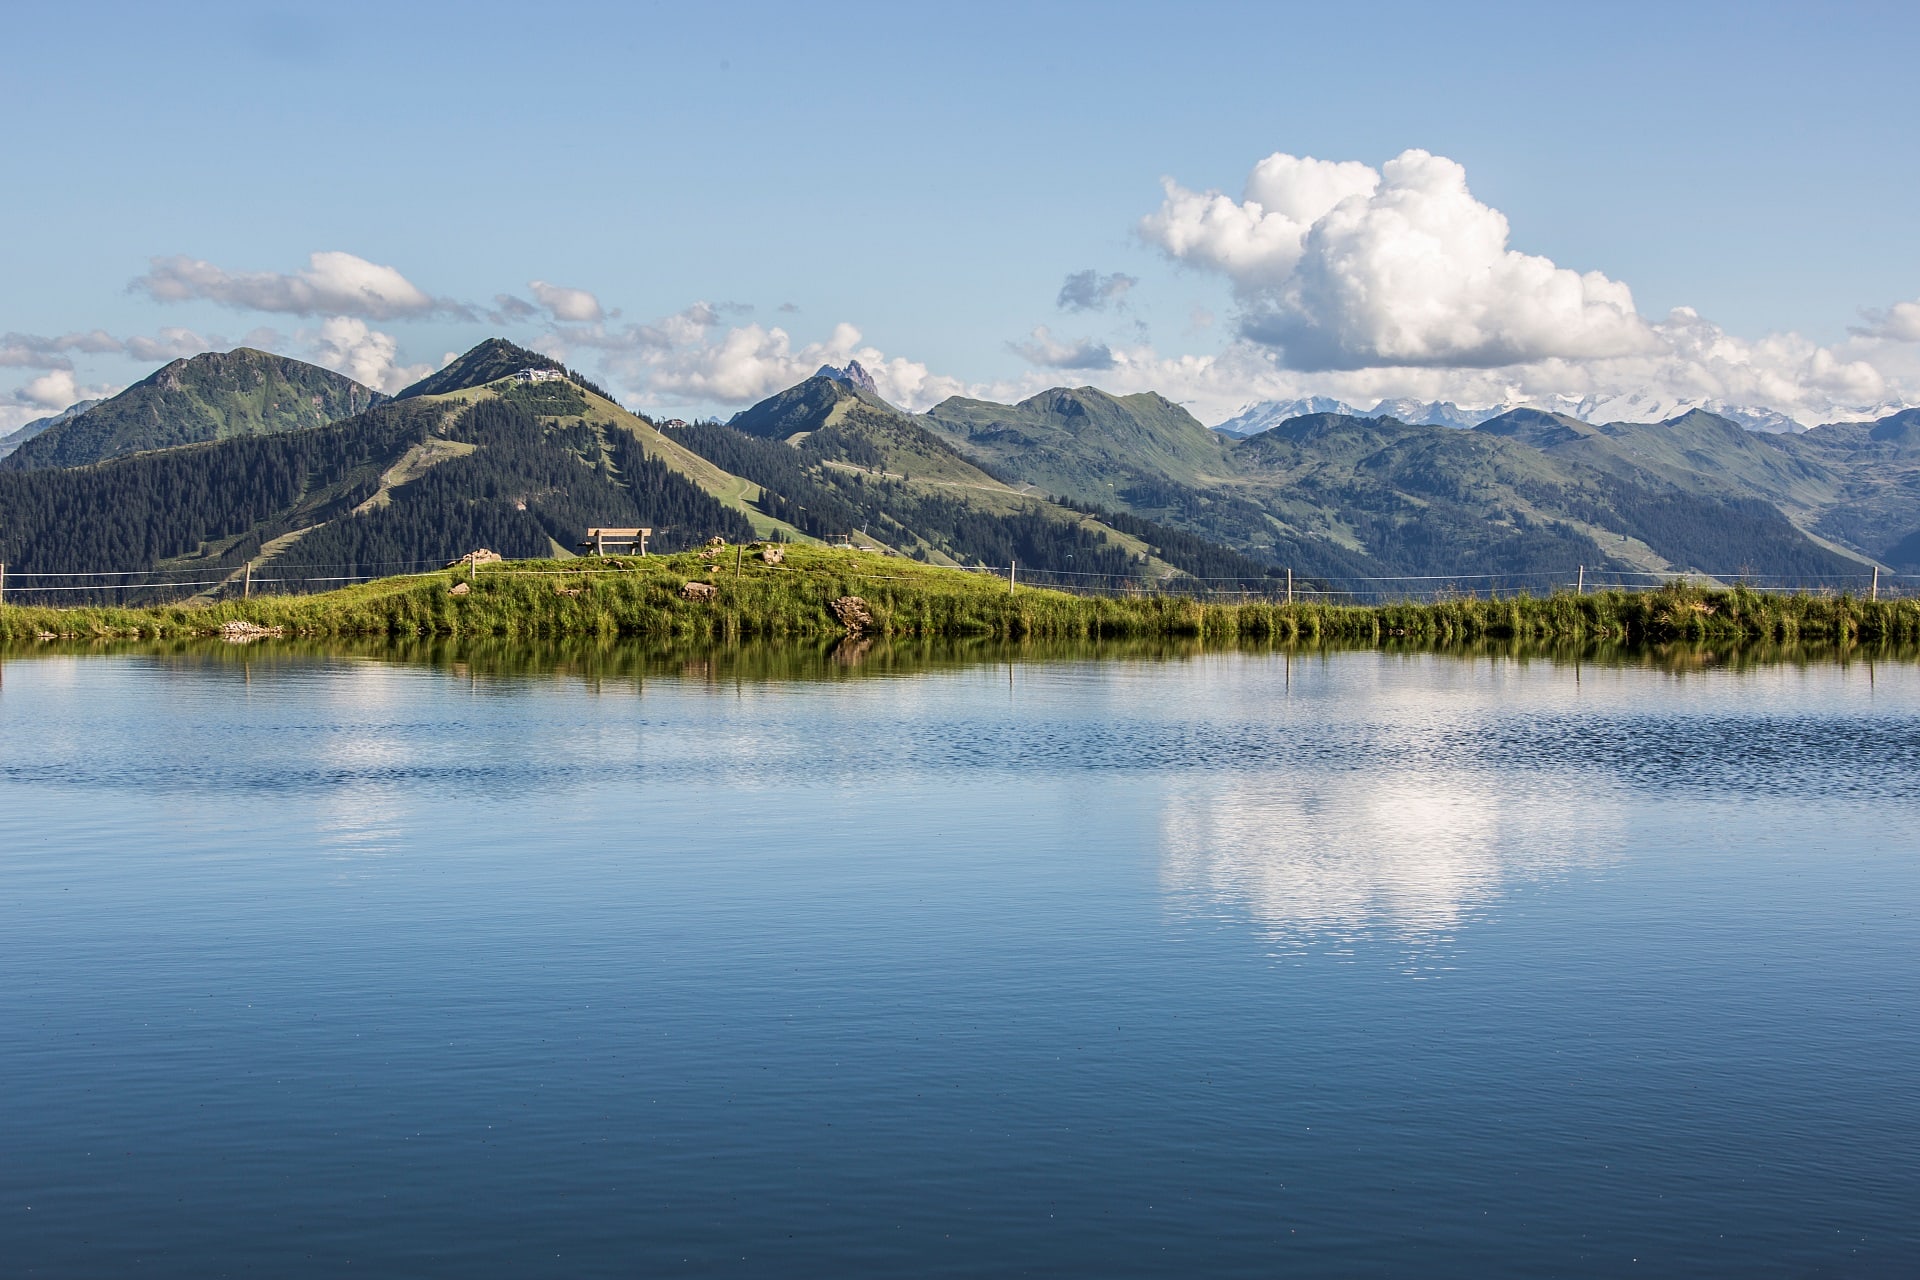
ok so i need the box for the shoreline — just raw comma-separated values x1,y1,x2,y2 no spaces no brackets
3,546,1917,648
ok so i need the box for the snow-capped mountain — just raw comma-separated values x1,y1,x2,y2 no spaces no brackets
1213,397,1362,436
1366,399,1495,429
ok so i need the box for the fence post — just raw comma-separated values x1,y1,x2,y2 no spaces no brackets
1286,567,1293,606
0,561,6,607
1577,564,1585,595
244,561,252,598
1871,566,1878,601
1009,560,1016,595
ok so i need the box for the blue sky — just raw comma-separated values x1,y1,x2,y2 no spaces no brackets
4,0,1918,427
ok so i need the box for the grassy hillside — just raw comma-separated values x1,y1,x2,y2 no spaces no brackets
1,348,380,470
6,547,1916,649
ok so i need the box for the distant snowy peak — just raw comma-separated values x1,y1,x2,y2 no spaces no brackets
1539,392,1807,433
1214,396,1361,436
814,359,878,395
1215,396,1497,433
1213,391,1915,436
1367,398,1491,429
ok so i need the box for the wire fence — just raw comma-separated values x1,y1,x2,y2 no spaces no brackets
0,554,1914,609
953,563,1920,605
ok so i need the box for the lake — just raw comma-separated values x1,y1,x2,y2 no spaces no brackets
2,643,1916,1276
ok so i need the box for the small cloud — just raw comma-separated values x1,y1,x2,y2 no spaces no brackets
131,250,462,321
1009,326,1117,371
125,327,219,362
10,368,120,410
1057,269,1138,313
1854,298,1920,343
2,329,125,369
529,280,604,324
777,302,801,314
1189,307,1215,332
490,294,539,323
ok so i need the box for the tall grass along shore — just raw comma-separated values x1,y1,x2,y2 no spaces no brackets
5,546,1918,648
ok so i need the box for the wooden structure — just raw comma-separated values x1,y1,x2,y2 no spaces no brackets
581,527,651,556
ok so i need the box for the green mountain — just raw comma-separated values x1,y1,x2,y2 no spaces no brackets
912,393,1878,583
1,348,380,471
694,374,1279,582
733,376,1007,486
921,386,1233,500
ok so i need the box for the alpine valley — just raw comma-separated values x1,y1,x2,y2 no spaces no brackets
2,339,1917,604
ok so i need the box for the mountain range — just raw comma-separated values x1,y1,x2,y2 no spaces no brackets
1213,393,1901,437
2,340,1916,608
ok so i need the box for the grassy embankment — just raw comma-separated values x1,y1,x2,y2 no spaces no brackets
4,546,1918,647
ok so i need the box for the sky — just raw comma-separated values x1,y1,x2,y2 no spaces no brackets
4,0,1918,432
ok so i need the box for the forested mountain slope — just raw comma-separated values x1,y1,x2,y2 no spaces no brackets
0,354,760,601
1,348,380,471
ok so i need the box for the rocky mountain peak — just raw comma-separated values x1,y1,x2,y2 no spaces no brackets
814,360,878,395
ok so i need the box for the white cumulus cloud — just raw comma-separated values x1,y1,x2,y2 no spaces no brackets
1146,149,1654,370
1141,153,1379,294
1131,146,1920,423
8,368,121,411
302,318,432,394
132,251,455,321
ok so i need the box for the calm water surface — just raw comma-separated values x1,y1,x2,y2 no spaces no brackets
2,646,1916,1277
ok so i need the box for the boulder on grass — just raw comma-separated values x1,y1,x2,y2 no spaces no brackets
830,595,875,635
681,580,718,601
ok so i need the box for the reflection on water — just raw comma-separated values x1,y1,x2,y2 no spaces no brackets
2,639,1918,1277
6,631,1919,687
1162,775,1613,971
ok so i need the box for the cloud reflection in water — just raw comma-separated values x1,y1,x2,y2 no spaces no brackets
1160,771,1616,972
